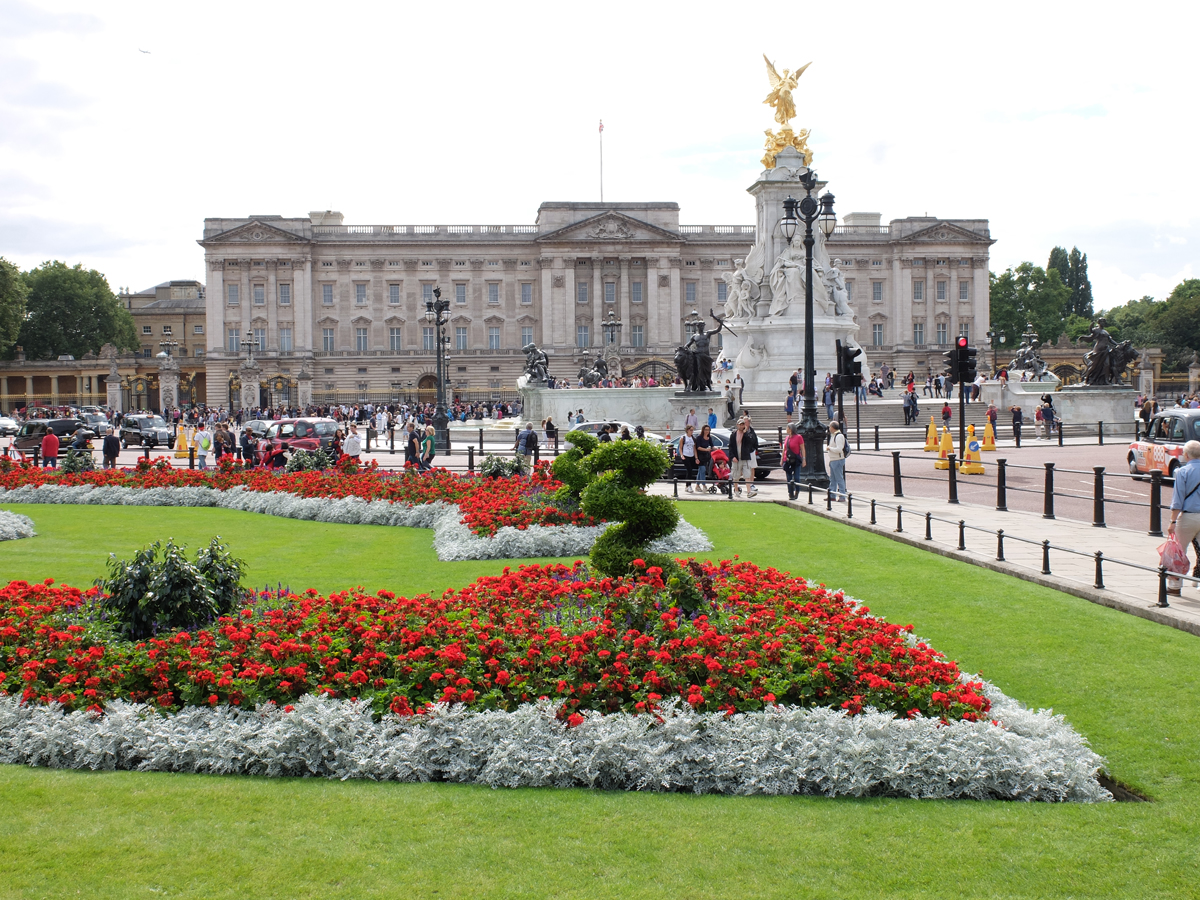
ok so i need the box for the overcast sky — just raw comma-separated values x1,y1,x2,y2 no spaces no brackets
2,0,1196,312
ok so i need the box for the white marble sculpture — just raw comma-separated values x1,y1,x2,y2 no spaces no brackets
815,258,853,317
735,340,768,370
768,245,809,316
725,244,765,319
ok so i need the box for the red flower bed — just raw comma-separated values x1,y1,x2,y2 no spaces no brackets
0,458,592,537
0,560,990,723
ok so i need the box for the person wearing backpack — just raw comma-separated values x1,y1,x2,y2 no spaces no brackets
194,425,213,470
783,422,807,500
827,421,848,501
514,422,539,475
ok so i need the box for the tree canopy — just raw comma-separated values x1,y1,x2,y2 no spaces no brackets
1047,245,1093,318
0,257,27,358
1097,279,1200,372
988,263,1072,351
12,261,139,360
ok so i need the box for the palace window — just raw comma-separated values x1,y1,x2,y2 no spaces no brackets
936,322,948,346
227,284,239,305
355,283,367,304
195,347,204,357
716,281,727,303
162,325,172,334
422,327,434,350
142,325,152,335
322,328,334,352
913,280,924,301
488,283,500,304
913,322,924,345
389,284,400,304
871,259,883,266
959,280,970,300
521,326,533,346
577,282,589,303
322,284,333,304
389,328,402,351
488,326,501,350
685,282,696,304
872,324,884,346
631,324,644,347
520,283,532,304
873,282,883,303
279,283,291,305
194,325,204,334
631,281,643,303
936,280,947,301
356,328,368,352
280,328,293,352
959,323,970,342
576,324,590,348
253,284,265,305
455,284,467,304
604,282,616,304
253,328,266,351
455,326,468,350
228,328,239,352
423,283,434,302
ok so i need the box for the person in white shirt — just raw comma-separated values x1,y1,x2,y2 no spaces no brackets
827,421,847,500
343,425,362,459
194,425,213,470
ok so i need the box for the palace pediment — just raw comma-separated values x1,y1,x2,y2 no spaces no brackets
200,220,309,245
899,222,994,245
536,211,683,245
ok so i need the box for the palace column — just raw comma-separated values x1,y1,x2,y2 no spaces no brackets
618,256,631,348
206,259,224,353
669,258,683,345
538,258,554,347
295,256,313,353
564,260,577,349
51,375,59,407
591,256,603,349
266,259,279,354
239,259,252,340
24,375,33,407
646,256,662,349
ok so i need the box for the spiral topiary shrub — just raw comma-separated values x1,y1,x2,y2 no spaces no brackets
549,429,599,505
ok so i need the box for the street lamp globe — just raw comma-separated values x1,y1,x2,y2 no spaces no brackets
818,192,837,237
780,196,799,244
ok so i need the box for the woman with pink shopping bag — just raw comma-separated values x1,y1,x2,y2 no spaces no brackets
1164,440,1200,595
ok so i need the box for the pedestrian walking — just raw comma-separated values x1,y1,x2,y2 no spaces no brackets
514,422,539,475
728,418,759,498
1009,405,1024,443
194,424,212,469
40,429,59,468
678,425,699,491
941,401,952,430
1166,440,1200,595
696,424,714,492
784,391,795,424
827,421,847,501
419,425,436,472
102,430,120,470
783,422,807,500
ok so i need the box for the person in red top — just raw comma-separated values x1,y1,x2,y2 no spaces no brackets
41,429,59,468
941,402,953,429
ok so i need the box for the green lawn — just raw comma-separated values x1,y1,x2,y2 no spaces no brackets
1,500,1199,900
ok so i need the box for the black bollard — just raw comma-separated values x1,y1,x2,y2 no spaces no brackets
846,494,853,518
1098,421,1104,446
673,478,679,499
144,445,150,461
892,450,903,497
996,458,1008,511
1158,567,1170,607
468,445,475,474
1149,470,1163,537
895,505,904,533
1094,551,1105,590
807,482,813,505
947,453,959,504
924,511,933,541
826,489,832,511
1043,462,1055,519
479,428,484,452
1057,422,1064,447
958,519,966,551
874,424,880,452
996,529,1005,561
1041,540,1052,575
1093,466,1106,527
189,447,195,470
870,498,876,525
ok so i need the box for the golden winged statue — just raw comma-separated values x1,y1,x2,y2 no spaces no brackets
762,54,811,126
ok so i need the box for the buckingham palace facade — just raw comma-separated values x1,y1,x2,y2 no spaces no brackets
199,203,992,407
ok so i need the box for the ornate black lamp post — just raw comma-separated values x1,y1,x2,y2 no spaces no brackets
781,176,837,487
986,326,1006,374
601,308,624,348
423,286,451,451
158,339,178,357
240,329,258,363
683,308,705,339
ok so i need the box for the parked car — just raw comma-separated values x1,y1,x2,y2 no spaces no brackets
242,419,273,440
0,416,17,436
664,427,782,481
566,420,667,443
82,413,111,436
262,418,340,454
12,418,96,457
1128,409,1200,480
119,415,172,448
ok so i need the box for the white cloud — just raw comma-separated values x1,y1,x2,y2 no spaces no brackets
1,0,1198,303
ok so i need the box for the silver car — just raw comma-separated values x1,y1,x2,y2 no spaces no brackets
0,416,17,436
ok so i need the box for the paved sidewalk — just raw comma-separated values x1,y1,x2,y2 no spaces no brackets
649,478,1200,637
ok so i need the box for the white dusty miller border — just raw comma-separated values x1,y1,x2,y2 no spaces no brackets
0,510,35,541
0,485,711,562
0,682,1109,801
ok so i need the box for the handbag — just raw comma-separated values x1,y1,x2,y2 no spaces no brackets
1159,535,1189,574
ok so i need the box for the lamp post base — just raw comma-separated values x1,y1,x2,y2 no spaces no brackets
433,407,450,453
796,410,830,488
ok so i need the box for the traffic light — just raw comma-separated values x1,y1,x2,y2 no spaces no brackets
844,343,863,387
957,336,978,381
943,346,959,380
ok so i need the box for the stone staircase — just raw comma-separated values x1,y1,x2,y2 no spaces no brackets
739,393,998,440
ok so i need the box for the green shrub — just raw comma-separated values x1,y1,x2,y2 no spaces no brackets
549,430,600,503
61,448,95,473
480,454,520,478
285,448,334,472
99,537,247,640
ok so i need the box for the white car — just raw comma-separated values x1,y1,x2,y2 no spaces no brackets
566,420,667,442
0,416,17,436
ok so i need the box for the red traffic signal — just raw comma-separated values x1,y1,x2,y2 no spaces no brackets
957,336,969,348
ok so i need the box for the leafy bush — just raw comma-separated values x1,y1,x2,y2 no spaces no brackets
98,538,247,640
549,430,599,503
479,454,520,478
285,448,334,472
60,448,95,473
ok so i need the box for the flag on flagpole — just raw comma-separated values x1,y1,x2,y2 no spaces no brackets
599,119,604,133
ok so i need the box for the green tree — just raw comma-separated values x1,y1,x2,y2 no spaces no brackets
988,263,1072,349
1048,246,1070,285
1067,247,1093,317
1146,279,1200,371
0,257,27,357
13,261,139,360
1099,295,1157,344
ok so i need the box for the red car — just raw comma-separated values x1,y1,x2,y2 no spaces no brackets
261,418,341,456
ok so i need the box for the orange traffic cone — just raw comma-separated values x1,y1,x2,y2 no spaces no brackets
923,416,939,452
959,424,986,474
982,420,997,452
934,426,955,470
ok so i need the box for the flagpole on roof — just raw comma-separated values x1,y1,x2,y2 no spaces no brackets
599,119,604,203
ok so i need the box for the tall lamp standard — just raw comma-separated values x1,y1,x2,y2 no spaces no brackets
601,307,624,349
423,286,451,451
986,327,1006,374
780,177,838,487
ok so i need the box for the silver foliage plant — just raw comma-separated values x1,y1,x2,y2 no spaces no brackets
0,682,1109,801
0,509,36,541
0,485,711,561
